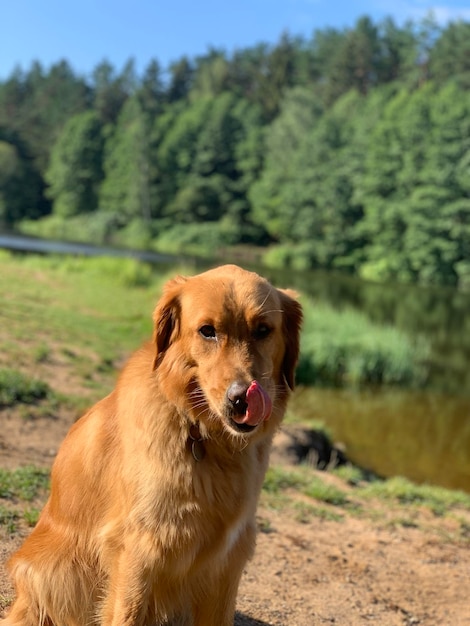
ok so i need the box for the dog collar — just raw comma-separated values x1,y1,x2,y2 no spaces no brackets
188,422,205,462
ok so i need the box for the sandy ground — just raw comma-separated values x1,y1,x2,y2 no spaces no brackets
1,407,469,626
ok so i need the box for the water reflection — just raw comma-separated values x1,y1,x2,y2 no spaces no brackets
290,387,470,492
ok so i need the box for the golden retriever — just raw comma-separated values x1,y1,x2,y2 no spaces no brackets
3,264,302,626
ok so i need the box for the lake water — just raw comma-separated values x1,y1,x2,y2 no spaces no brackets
289,387,470,492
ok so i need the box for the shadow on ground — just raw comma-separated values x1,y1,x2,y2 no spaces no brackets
235,612,273,625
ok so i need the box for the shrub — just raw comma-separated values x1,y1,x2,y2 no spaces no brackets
111,218,154,250
19,213,117,245
154,221,239,257
262,243,316,271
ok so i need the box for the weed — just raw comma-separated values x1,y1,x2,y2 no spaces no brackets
257,517,274,534
393,518,419,529
261,492,292,512
23,508,41,527
293,502,344,523
33,344,51,364
263,467,305,494
333,464,379,486
0,369,50,407
361,476,470,513
0,467,50,501
301,477,349,506
459,521,470,540
0,506,19,534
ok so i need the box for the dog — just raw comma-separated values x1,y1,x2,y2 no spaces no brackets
3,264,302,626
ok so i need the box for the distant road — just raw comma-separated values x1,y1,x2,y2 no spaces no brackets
0,233,178,265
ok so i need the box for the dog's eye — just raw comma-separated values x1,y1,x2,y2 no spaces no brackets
199,324,217,340
253,324,272,340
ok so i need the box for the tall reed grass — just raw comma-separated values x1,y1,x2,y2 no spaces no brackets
297,301,430,387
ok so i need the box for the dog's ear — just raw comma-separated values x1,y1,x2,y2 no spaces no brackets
278,289,303,390
152,275,187,369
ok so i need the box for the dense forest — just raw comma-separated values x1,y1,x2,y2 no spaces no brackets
1,15,469,287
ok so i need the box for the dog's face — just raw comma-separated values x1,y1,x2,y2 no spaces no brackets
153,265,302,438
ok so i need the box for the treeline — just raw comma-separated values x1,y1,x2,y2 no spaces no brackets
1,15,469,286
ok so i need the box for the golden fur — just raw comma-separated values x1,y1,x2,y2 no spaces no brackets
3,264,302,626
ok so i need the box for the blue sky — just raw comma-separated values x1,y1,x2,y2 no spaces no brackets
1,0,470,80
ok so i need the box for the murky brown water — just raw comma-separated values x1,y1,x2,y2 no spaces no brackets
290,387,470,492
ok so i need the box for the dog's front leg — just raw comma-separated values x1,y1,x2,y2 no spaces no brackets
191,561,244,626
191,524,256,626
100,545,153,626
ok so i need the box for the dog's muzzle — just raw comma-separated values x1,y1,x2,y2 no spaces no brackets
227,380,272,432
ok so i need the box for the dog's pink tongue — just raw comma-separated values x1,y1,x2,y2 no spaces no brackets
244,380,272,426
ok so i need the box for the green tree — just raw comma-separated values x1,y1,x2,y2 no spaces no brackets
154,98,213,211
99,97,154,224
358,87,432,282
326,17,381,102
430,21,470,88
92,60,134,124
229,35,305,120
46,111,104,217
137,59,165,116
167,57,194,102
308,27,345,86
0,140,41,226
377,18,418,84
407,83,470,283
0,61,90,173
250,86,323,238
359,82,470,285
163,93,263,236
253,87,393,270
190,49,230,99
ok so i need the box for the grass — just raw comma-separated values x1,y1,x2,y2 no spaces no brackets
302,476,349,506
293,502,344,524
0,253,184,405
260,462,470,537
359,475,470,516
262,466,352,513
0,467,50,534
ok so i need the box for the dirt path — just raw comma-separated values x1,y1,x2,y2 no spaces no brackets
1,409,470,625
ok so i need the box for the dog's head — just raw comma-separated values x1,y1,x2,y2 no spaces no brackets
152,265,302,438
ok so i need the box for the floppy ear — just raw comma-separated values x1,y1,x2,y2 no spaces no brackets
152,275,187,369
279,289,303,390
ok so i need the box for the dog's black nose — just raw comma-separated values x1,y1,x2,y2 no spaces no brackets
227,381,249,415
